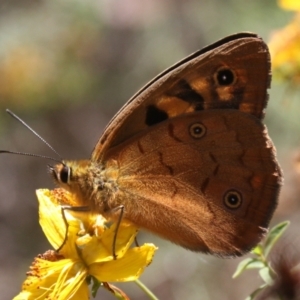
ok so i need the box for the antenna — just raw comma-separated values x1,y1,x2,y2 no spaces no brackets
1,109,64,163
0,150,63,164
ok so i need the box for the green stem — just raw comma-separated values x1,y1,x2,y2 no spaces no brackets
134,279,159,300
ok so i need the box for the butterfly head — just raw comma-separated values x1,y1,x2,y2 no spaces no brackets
48,160,93,204
48,159,117,211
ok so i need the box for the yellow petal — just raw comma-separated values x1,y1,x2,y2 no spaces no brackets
37,189,68,250
14,250,89,300
51,261,88,300
109,222,139,259
81,221,138,265
13,291,31,300
89,244,157,282
37,189,86,258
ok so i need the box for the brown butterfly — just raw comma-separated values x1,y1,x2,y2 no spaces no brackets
48,32,282,258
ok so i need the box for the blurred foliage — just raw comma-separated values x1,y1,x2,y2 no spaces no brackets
0,0,284,121
233,221,291,299
0,1,105,117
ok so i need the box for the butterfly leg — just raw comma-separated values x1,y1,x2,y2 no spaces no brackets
57,205,91,252
110,205,125,260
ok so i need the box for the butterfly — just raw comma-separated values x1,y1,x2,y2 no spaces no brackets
47,32,282,257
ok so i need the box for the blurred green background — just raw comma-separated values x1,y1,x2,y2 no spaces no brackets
0,0,299,299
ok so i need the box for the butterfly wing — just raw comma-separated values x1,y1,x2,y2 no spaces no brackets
92,32,271,161
102,110,281,257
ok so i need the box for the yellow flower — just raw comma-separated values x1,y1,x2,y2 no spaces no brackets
269,1,300,86
279,0,300,11
14,189,157,300
269,14,300,84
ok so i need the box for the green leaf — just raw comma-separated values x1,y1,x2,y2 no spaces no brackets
233,258,265,278
91,276,101,298
259,266,274,285
263,221,290,258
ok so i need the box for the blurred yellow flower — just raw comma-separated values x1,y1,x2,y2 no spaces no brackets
279,0,300,11
14,189,157,300
269,16,300,83
269,1,300,85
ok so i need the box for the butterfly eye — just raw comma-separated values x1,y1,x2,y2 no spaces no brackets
59,166,71,184
216,68,236,86
224,190,242,209
189,123,206,139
